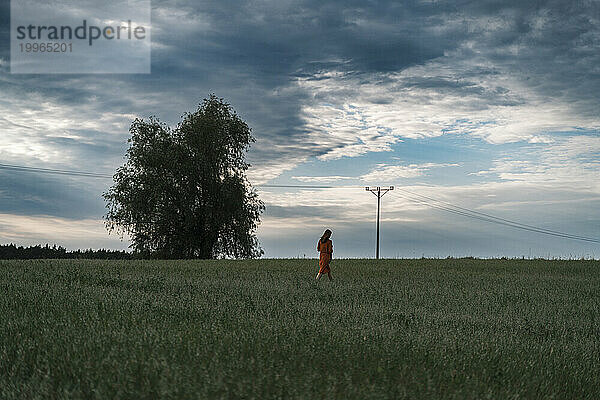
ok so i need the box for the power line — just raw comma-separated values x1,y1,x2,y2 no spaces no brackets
256,184,349,189
391,191,600,243
393,191,600,242
0,163,356,189
389,191,600,244
0,163,112,178
399,188,600,242
1,161,599,243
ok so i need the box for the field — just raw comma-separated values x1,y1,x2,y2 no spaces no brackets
1,259,600,399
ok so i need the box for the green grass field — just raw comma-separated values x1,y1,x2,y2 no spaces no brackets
1,259,599,399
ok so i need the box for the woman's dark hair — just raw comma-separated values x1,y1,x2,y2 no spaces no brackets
320,229,332,243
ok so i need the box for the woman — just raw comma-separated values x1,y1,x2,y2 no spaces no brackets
315,229,333,281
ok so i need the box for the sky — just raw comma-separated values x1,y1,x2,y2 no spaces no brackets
0,0,599,258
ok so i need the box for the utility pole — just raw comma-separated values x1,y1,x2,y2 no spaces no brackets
365,186,394,259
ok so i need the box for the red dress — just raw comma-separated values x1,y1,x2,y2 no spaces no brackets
317,239,333,274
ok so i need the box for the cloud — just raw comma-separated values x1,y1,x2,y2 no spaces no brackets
360,162,459,182
473,135,600,190
0,169,109,219
292,175,355,183
0,213,128,250
290,1,600,159
3,0,599,178
295,56,599,159
257,177,600,257
291,162,459,183
528,135,555,144
1,0,599,257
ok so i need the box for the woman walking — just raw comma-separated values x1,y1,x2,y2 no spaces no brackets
315,229,333,281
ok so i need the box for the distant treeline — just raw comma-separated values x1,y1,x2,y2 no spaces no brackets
0,244,133,260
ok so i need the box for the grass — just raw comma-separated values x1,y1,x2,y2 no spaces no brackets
1,258,599,399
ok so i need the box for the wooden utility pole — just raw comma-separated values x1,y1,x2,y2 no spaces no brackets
365,186,394,259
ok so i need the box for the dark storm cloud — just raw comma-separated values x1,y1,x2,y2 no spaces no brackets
475,1,599,102
138,0,467,166
164,0,451,75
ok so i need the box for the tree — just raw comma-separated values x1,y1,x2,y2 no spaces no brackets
103,95,264,259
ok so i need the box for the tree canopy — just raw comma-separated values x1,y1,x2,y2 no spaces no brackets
103,95,264,259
